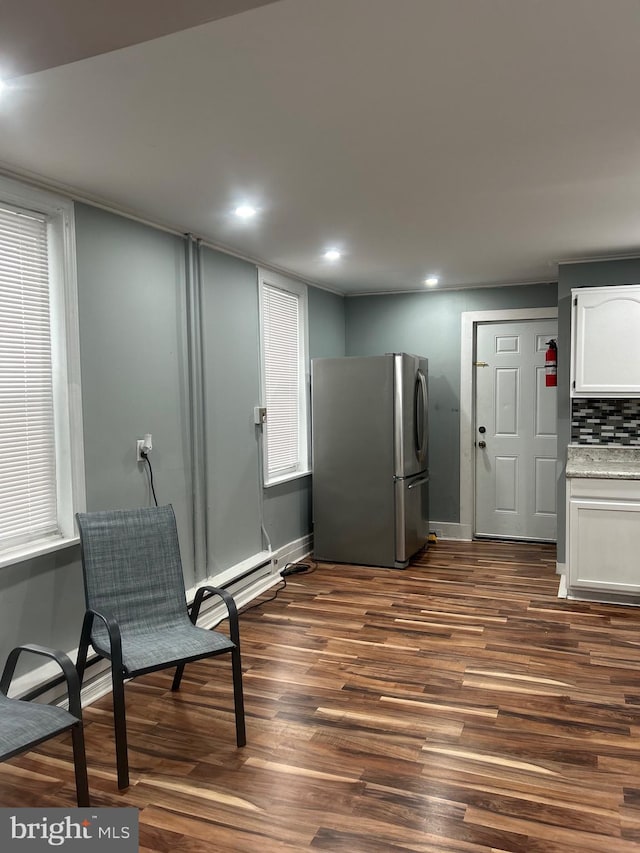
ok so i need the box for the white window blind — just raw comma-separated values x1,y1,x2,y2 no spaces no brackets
263,283,301,477
0,204,58,550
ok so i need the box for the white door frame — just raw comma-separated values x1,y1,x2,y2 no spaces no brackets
459,307,558,540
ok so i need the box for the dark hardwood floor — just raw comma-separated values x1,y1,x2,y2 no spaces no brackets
3,539,640,851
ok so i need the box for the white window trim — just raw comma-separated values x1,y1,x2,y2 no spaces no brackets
0,174,85,568
258,267,310,487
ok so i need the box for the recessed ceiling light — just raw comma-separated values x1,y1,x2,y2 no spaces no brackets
234,204,257,219
424,276,439,286
324,249,341,261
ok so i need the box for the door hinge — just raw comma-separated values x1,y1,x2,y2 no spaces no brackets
573,297,577,306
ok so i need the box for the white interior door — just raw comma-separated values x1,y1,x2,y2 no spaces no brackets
475,319,558,541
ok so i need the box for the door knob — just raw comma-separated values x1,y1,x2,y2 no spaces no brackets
478,440,486,449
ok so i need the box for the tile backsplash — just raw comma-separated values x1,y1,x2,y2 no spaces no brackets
572,399,640,444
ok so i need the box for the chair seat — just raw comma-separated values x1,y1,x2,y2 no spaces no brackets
0,693,77,758
93,623,235,676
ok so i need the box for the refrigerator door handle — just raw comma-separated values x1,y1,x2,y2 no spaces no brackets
414,369,428,463
407,475,429,490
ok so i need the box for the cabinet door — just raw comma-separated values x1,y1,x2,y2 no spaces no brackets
572,285,640,397
569,497,640,593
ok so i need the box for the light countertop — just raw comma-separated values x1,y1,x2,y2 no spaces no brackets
566,444,640,479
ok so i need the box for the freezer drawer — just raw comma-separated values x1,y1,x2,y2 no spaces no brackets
395,474,429,567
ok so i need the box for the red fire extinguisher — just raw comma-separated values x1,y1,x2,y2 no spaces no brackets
545,339,557,387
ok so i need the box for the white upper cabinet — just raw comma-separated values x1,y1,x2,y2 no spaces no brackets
571,284,640,397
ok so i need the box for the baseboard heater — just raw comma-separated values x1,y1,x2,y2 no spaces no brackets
190,554,273,613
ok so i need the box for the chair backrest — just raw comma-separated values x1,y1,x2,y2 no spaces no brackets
76,505,190,633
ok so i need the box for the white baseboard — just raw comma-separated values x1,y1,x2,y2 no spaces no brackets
189,537,314,630
430,521,472,541
273,533,313,570
203,549,272,592
557,573,568,599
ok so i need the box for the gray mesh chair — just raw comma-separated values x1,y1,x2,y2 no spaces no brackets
75,505,246,790
0,644,90,806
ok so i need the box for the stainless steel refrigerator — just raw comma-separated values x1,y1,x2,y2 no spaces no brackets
311,353,429,569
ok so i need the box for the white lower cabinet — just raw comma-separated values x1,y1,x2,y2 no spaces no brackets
567,478,640,596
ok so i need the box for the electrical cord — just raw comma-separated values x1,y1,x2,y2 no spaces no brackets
141,451,159,507
280,560,313,576
239,561,314,615
240,576,287,614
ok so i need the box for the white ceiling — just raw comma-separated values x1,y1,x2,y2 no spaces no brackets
1,0,640,295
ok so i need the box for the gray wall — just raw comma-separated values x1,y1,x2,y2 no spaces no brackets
76,204,194,572
0,550,86,678
77,206,347,573
262,285,347,549
309,285,346,358
556,259,640,562
200,247,263,575
0,203,347,676
345,282,558,524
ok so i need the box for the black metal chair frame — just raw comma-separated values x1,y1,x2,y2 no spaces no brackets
0,644,90,806
76,584,246,790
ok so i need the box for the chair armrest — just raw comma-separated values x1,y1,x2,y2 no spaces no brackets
0,644,83,719
192,585,240,645
81,608,124,673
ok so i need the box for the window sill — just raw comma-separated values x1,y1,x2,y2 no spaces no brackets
264,470,312,489
0,535,80,570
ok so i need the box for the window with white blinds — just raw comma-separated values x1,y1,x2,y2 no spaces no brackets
0,176,84,563
260,271,309,484
0,205,58,548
